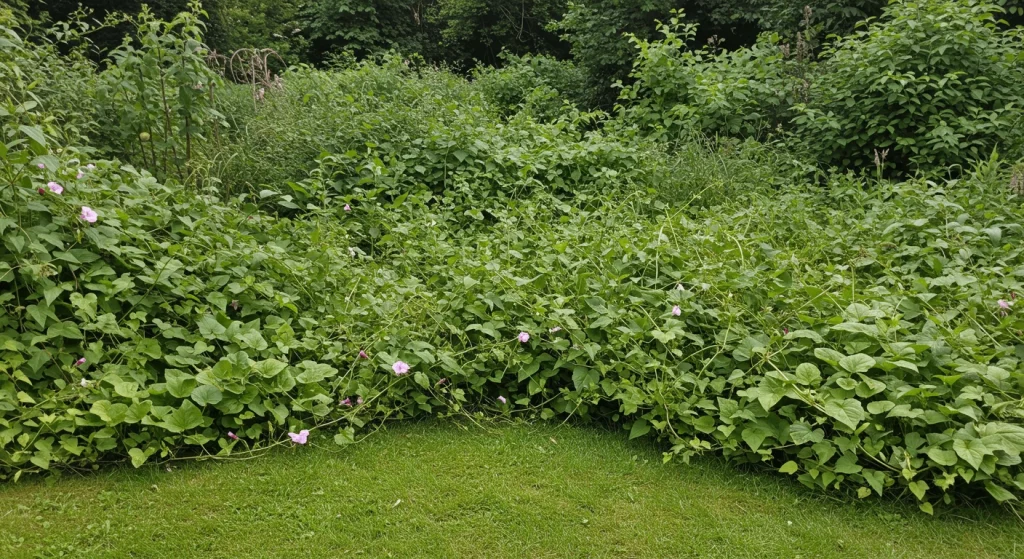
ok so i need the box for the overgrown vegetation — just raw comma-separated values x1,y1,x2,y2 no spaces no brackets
1,0,1023,520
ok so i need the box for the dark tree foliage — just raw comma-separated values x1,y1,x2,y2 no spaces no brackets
428,0,569,67
300,0,440,64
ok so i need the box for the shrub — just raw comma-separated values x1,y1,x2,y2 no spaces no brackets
620,14,808,141
472,53,587,120
92,2,225,183
792,0,1024,174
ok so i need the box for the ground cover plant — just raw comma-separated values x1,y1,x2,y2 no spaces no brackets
1,0,1023,527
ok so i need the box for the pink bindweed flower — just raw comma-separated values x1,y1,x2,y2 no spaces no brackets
86,164,95,170
357,397,364,405
549,327,562,333
358,350,369,359
344,204,351,212
518,331,530,343
79,206,98,223
74,357,86,367
998,299,1011,310
76,172,83,179
288,430,309,444
783,327,789,335
393,361,410,375
47,182,63,194
436,378,448,386
37,163,45,169
498,396,507,404
672,305,681,316
227,432,239,441
341,398,352,407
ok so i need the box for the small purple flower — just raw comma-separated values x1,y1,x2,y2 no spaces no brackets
47,181,63,195
672,305,681,316
518,331,530,343
393,361,410,375
356,397,364,405
498,396,507,404
37,163,45,169
227,432,239,441
76,172,83,179
358,350,369,359
436,378,448,386
344,204,351,212
80,206,98,223
288,430,309,444
74,357,86,367
783,327,789,335
549,327,562,333
998,299,1011,310
341,398,352,407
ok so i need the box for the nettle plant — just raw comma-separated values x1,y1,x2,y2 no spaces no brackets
93,1,226,183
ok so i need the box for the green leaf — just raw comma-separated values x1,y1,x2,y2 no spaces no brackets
251,359,289,378
787,329,824,343
160,401,205,433
572,366,599,391
742,424,772,451
862,469,886,496
129,447,150,468
629,419,651,439
779,461,799,474
834,453,862,474
191,385,223,406
838,353,875,374
794,363,821,385
822,398,865,430
90,400,129,426
984,481,1017,503
855,375,887,398
926,447,958,466
813,347,845,365
295,361,338,383
125,401,153,424
165,370,197,398
907,480,928,501
197,314,226,338
19,124,46,147
952,438,989,470
866,401,895,415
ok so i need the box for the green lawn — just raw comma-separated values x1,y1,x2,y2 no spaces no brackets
0,421,1020,559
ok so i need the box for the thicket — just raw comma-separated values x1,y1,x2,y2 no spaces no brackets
623,0,1024,176
1,1,1023,516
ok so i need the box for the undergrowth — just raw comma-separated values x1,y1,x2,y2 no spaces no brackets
1,3,1023,517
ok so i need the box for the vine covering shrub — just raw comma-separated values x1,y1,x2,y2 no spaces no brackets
2,9,1024,515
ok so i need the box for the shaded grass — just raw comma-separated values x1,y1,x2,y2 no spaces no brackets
0,421,1020,558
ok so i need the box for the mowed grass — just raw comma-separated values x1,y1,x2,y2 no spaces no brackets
0,421,1021,559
